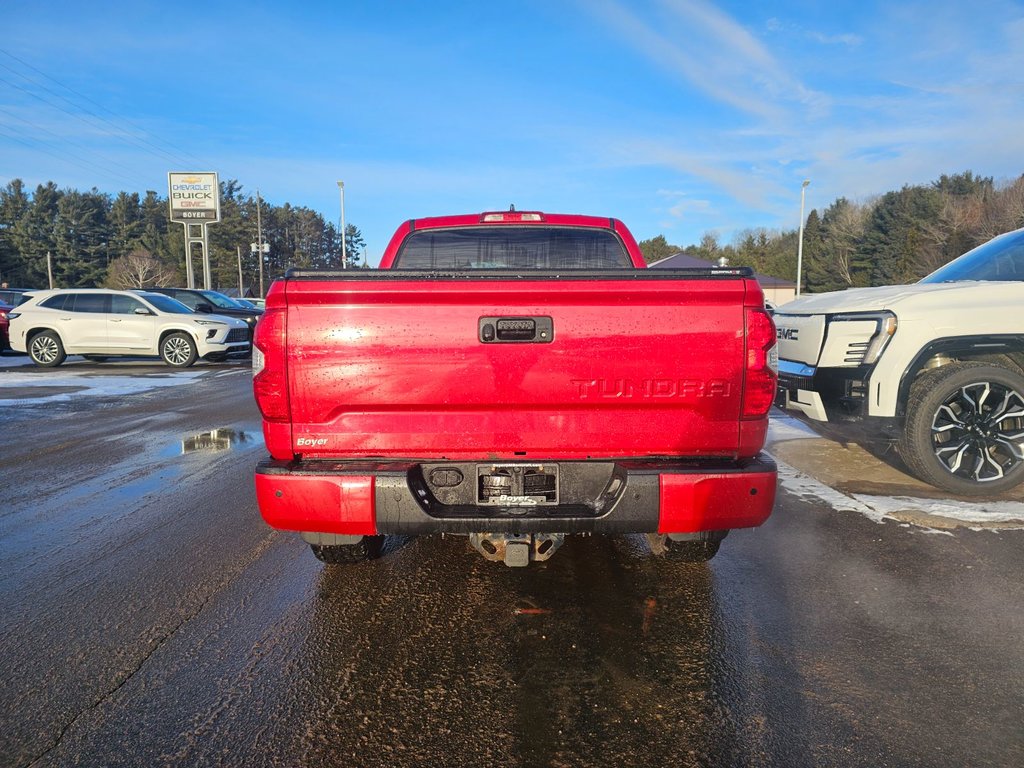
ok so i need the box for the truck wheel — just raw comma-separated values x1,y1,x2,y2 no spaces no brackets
160,332,197,368
309,535,383,564
646,533,722,562
29,331,66,367
899,362,1024,495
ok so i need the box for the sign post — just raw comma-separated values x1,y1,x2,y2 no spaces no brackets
168,172,220,289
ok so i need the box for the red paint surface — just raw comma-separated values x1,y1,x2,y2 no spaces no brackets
256,473,376,534
658,470,777,533
280,278,757,461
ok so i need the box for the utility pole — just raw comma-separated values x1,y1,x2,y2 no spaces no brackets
257,189,264,297
46,251,54,289
250,193,270,298
237,245,244,296
337,180,346,269
796,179,810,297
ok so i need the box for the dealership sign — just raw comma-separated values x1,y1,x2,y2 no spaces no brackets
168,172,221,223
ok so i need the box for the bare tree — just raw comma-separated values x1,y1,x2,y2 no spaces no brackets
978,175,1024,240
105,249,176,289
826,199,868,287
914,191,985,276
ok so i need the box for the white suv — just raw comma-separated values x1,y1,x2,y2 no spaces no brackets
8,289,250,368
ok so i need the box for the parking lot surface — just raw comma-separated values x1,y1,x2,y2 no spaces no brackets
0,361,1021,767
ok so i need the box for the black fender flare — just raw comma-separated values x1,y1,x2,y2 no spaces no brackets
895,334,1024,418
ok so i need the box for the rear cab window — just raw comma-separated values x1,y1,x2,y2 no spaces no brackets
392,227,632,270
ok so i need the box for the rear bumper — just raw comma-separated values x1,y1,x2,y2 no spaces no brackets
255,456,777,536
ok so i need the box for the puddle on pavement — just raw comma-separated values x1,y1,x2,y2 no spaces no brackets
163,427,261,457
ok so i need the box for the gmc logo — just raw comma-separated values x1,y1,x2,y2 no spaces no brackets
777,327,799,341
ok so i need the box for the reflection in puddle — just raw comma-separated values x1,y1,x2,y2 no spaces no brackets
180,428,256,455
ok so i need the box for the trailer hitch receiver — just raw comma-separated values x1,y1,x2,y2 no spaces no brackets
468,533,565,567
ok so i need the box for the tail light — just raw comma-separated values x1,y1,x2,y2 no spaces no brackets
253,289,289,422
742,307,778,419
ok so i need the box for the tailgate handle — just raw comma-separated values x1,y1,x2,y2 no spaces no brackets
479,316,553,343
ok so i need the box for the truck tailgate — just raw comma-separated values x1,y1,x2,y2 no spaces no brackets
283,275,749,460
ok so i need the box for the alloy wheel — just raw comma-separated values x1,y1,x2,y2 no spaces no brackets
31,335,60,364
931,380,1024,483
163,336,193,366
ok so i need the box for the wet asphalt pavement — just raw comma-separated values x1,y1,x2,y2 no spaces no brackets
0,362,1021,767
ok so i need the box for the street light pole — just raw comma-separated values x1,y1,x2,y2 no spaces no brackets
796,179,810,297
337,180,346,269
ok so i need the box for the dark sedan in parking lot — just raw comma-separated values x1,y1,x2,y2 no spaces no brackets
144,288,262,339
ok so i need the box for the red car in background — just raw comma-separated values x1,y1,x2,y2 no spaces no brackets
0,301,12,353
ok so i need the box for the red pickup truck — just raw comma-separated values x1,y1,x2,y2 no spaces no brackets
253,211,778,567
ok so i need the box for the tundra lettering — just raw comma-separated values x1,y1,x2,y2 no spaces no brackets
571,378,732,398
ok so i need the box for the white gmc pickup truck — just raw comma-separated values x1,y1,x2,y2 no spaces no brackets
775,226,1024,496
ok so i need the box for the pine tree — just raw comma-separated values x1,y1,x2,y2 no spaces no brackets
799,210,825,293
637,234,677,264
0,180,30,285
52,189,111,287
861,186,942,286
344,224,366,269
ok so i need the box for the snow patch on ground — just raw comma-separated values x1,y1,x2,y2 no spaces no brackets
0,366,208,403
855,495,1024,525
774,456,1024,531
775,459,890,523
767,412,822,442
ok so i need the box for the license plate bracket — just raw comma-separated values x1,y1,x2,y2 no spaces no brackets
477,464,559,506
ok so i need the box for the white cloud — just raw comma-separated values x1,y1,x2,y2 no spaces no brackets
762,16,863,47
808,31,863,47
588,0,827,122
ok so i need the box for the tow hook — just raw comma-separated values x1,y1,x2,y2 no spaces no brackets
468,533,565,567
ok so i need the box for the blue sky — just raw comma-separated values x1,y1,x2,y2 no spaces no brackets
2,0,1023,264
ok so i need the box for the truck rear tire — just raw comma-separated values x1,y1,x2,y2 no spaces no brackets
309,535,383,564
899,362,1024,496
